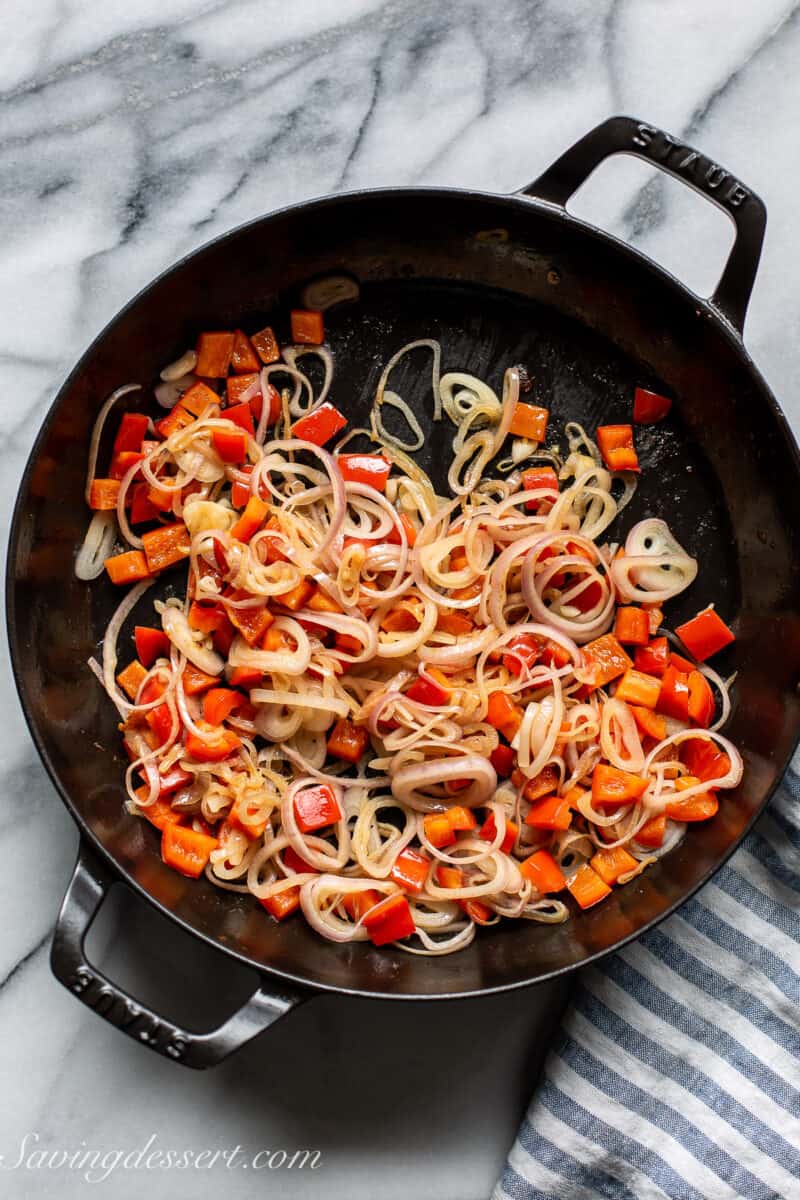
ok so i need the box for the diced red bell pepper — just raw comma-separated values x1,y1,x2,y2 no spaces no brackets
251,326,281,365
134,626,170,668
202,687,243,725
327,718,370,763
489,744,516,777
636,812,667,847
227,372,260,408
89,479,121,510
230,330,261,374
129,483,161,525
614,668,661,710
230,496,268,542
182,663,222,694
161,824,218,878
486,691,523,741
293,784,343,832
104,550,151,585
336,454,391,491
423,813,456,849
675,607,735,662
633,387,672,424
664,783,719,822
223,401,256,437
519,850,567,893
406,668,451,707
157,766,194,797
387,513,418,547
260,887,301,921
582,634,633,689
521,466,558,512
290,309,324,345
509,402,549,442
195,331,235,377
614,606,650,646
634,636,670,677
292,402,347,446
567,863,612,909
596,424,640,473
141,522,191,573
109,450,144,482
113,412,150,454
116,660,147,700
657,665,691,721
524,792,573,830
502,633,544,676
479,812,518,853
390,847,431,894
630,704,667,741
591,763,648,807
228,666,264,690
681,736,731,785
688,670,715,728
212,428,247,464
231,466,253,509
146,703,174,747
362,893,415,946
184,723,241,762
282,846,318,875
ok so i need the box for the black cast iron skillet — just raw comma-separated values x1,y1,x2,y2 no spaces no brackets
7,116,800,1068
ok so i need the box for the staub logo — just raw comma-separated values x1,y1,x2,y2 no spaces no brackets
631,122,749,209
70,965,187,1059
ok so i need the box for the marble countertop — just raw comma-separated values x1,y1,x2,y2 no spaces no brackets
2,3,800,1197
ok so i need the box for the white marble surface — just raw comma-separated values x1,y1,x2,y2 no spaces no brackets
2,3,800,1197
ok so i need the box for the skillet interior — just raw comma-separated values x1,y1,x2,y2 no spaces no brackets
8,189,800,997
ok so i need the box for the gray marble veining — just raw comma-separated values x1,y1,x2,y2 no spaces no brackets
1,3,799,1197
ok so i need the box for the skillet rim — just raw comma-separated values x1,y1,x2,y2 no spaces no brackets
7,182,800,999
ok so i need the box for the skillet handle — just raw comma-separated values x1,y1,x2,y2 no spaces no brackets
51,844,308,1069
519,114,766,334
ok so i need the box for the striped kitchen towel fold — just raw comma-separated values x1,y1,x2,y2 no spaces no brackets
494,755,800,1200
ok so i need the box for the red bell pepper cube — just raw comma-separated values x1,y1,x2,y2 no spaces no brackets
113,412,149,454
509,403,549,442
157,766,193,797
489,744,516,777
596,424,640,472
581,633,633,689
521,466,558,511
292,402,347,446
293,784,343,832
502,633,544,676
290,309,324,345
230,330,261,374
336,454,391,491
212,428,247,463
657,665,691,721
479,811,519,853
259,887,301,921
406,668,451,706
633,387,672,424
327,718,370,763
223,401,255,437
134,626,170,668
195,331,235,377
390,847,431,894
251,326,281,364
634,636,670,677
675,607,735,661
129,483,161,525
614,606,650,646
362,893,415,946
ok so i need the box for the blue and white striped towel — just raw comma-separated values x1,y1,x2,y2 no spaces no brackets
495,754,800,1200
